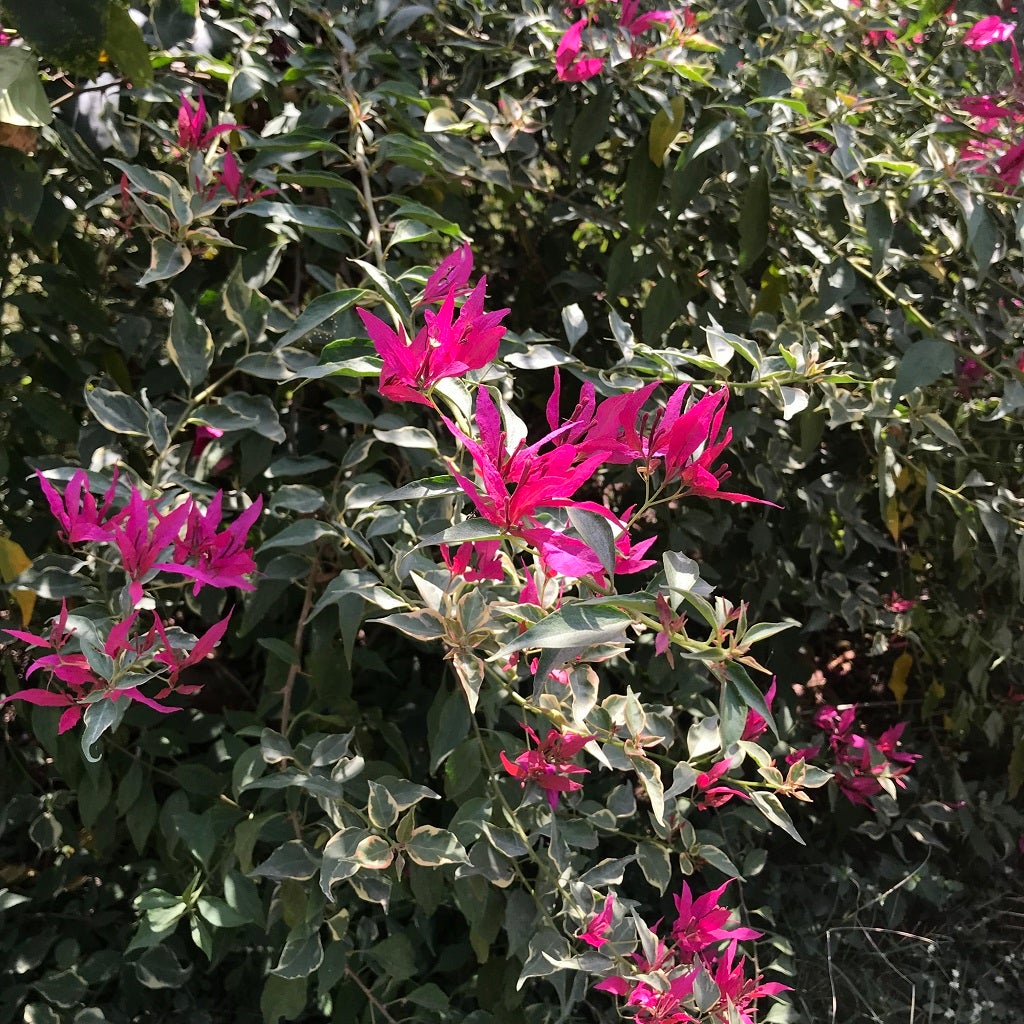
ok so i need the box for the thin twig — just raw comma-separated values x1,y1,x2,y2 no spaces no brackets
279,553,319,737
344,966,399,1024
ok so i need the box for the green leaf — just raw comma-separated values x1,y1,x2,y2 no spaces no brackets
365,934,417,982
167,294,214,392
636,840,672,894
271,931,324,979
34,969,88,1007
138,237,192,286
623,145,665,234
0,147,43,227
85,386,150,437
495,603,632,658
648,96,687,166
570,87,613,163
229,201,354,233
104,4,153,85
80,698,128,763
888,340,955,408
738,165,770,271
190,392,285,442
276,289,365,349
0,46,52,126
251,841,320,881
320,827,371,895
365,779,399,829
196,895,250,928
749,791,805,845
404,825,469,867
261,975,307,1024
2,0,107,72
134,945,192,989
724,662,778,739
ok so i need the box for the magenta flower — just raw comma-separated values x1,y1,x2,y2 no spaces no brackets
672,879,762,956
707,941,791,1024
157,492,261,595
208,150,278,203
176,92,238,151
619,0,675,38
520,512,656,582
654,593,687,668
2,602,180,732
580,384,773,504
151,611,232,695
444,387,607,531
578,893,616,948
555,19,605,82
963,16,1015,50
421,242,475,305
35,468,123,545
694,759,750,810
499,725,593,807
109,490,192,605
741,677,776,741
440,540,504,583
884,591,917,613
359,271,509,407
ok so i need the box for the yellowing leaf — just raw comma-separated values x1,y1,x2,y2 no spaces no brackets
0,536,36,625
884,496,901,541
648,96,686,166
888,651,913,706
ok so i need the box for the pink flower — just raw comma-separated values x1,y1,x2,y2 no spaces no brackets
176,92,238,151
208,150,278,203
2,602,180,732
619,0,675,37
359,264,509,406
35,468,124,545
695,759,750,810
673,880,761,957
156,492,262,595
443,387,608,531
520,508,657,582
884,591,917,613
963,15,1015,49
151,611,233,694
108,490,192,605
555,19,605,82
440,540,504,582
741,678,776,741
421,242,475,305
580,385,773,504
654,593,688,668
578,893,615,948
706,941,791,1024
499,725,593,807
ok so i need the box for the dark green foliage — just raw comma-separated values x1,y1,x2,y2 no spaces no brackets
1,1,1023,1022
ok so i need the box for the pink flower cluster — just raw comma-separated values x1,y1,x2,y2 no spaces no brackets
849,0,929,48
358,244,509,407
3,601,231,733
175,93,275,203
555,0,689,82
359,245,768,589
499,725,594,807
959,17,1024,187
789,705,919,807
36,469,261,605
1,470,261,732
580,883,788,1024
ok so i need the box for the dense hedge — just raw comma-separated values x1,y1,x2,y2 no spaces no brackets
1,2,1022,1023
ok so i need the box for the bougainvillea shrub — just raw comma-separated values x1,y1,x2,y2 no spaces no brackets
0,1,1021,1022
